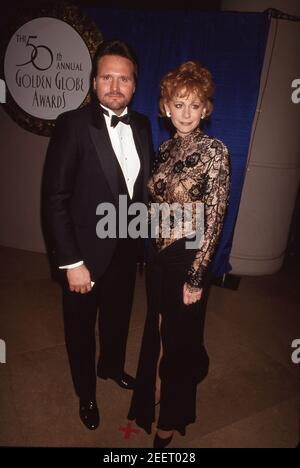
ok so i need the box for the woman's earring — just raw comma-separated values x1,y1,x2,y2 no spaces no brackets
201,110,206,120
166,111,171,118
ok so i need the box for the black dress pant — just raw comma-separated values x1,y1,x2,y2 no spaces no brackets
128,238,210,435
62,238,138,401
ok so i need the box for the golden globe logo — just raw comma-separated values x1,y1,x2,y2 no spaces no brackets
4,17,92,120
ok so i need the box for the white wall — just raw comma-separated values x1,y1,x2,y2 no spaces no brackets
0,106,48,252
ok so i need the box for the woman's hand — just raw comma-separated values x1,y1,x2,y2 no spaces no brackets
183,283,203,305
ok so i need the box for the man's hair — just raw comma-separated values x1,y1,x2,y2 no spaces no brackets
91,40,138,82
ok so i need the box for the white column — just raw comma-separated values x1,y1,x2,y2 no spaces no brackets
222,0,300,275
222,0,300,15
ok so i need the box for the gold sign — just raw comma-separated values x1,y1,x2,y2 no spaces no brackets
1,1,102,136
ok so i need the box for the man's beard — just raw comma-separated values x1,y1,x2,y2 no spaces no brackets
102,94,128,112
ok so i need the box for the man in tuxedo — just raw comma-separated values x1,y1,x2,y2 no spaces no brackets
42,40,153,430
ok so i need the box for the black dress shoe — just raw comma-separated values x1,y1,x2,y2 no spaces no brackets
98,371,135,390
153,431,174,448
79,399,99,430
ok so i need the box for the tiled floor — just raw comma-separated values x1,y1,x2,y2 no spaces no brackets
0,246,299,448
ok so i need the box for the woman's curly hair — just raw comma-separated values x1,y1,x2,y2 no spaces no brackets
159,61,214,117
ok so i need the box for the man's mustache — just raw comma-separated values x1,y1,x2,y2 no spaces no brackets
105,92,124,98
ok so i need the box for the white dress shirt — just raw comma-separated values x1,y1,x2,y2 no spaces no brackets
102,104,140,199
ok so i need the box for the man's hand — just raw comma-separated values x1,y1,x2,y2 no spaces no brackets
183,283,203,305
67,264,93,294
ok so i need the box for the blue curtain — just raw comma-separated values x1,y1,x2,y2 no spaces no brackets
84,7,269,278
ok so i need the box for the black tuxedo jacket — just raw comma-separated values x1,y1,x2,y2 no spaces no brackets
42,100,153,282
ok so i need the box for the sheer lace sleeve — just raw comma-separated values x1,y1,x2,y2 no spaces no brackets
186,141,230,290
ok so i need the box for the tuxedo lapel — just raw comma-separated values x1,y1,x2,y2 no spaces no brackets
88,102,119,202
88,102,149,204
130,116,148,201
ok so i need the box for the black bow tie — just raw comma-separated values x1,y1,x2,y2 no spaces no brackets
110,113,131,127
